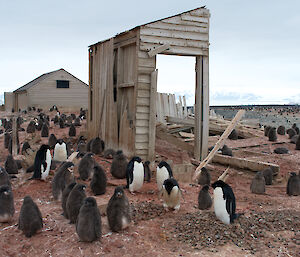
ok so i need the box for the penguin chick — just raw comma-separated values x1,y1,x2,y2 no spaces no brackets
107,186,131,232
52,162,75,200
0,167,11,188
66,184,86,223
287,172,300,196
287,128,297,139
277,125,285,135
212,180,240,224
296,135,300,150
69,124,76,137
126,156,144,193
110,150,128,179
156,161,173,191
61,182,76,218
0,185,15,222
5,155,18,174
76,197,102,242
103,149,116,159
26,121,36,133
262,168,273,185
228,129,238,140
48,134,57,149
198,185,212,210
4,132,11,149
53,139,67,162
264,126,271,136
268,127,277,142
78,153,95,180
90,165,107,195
90,137,105,155
197,167,211,186
21,141,31,155
18,196,43,237
250,171,266,194
221,145,233,157
274,147,289,154
143,161,151,183
41,123,49,137
161,178,181,211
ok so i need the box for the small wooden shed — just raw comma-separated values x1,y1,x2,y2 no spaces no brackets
11,68,88,111
88,7,210,161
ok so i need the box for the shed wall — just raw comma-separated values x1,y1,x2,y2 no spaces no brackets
27,70,88,109
16,92,28,111
4,92,14,111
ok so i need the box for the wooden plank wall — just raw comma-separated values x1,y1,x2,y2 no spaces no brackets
135,49,156,160
139,8,209,56
156,92,188,123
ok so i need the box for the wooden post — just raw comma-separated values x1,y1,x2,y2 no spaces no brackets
193,109,245,181
194,56,209,161
183,96,187,118
12,117,18,156
148,70,158,161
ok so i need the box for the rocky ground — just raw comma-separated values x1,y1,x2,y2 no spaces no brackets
0,108,299,257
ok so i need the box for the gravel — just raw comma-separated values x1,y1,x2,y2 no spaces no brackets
166,210,300,254
131,201,166,223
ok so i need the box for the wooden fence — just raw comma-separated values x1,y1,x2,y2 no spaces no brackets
156,92,190,123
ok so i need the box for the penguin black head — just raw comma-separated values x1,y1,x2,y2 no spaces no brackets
211,180,228,189
290,172,297,177
131,156,142,163
114,186,124,198
0,185,11,195
158,161,170,169
23,195,34,204
57,139,64,145
163,178,179,195
84,197,97,207
144,161,150,166
86,152,94,157
40,144,50,151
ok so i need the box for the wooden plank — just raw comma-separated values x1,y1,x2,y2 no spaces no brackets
148,43,170,57
136,112,149,119
137,90,150,98
145,21,208,33
156,125,194,154
156,92,163,123
183,96,187,117
212,154,280,175
136,97,150,106
194,56,203,161
119,82,135,88
162,16,208,28
148,70,158,161
136,106,150,113
179,131,194,138
140,43,208,56
140,35,209,49
202,55,209,159
138,82,150,90
138,58,156,68
135,142,149,150
193,110,246,181
141,27,209,42
114,37,136,49
136,119,149,127
136,134,149,143
138,74,151,84
181,14,209,23
136,126,149,134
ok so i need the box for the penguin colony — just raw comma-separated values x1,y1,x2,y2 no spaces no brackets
0,108,299,250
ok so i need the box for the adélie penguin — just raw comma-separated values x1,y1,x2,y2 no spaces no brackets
53,139,67,162
161,178,181,212
211,180,242,224
31,144,51,180
126,156,144,193
156,161,173,191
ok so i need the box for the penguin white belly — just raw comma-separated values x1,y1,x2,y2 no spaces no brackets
41,149,51,180
213,188,230,224
54,144,67,162
156,166,170,191
129,162,144,192
163,186,180,210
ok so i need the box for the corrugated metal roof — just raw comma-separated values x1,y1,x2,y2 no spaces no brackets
89,6,207,48
14,68,88,92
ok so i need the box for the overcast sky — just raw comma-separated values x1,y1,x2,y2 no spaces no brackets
0,0,299,105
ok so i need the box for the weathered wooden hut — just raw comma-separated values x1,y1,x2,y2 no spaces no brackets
88,7,210,161
9,68,88,111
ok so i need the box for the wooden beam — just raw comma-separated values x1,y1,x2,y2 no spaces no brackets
148,70,158,161
119,82,135,88
147,43,170,57
212,154,279,175
193,110,246,181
